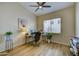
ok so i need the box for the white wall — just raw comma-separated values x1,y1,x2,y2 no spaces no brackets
76,3,79,37
0,2,36,52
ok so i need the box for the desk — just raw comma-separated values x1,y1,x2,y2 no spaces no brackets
25,34,33,44
25,33,48,44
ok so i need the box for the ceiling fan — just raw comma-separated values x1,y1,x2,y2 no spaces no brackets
30,2,51,12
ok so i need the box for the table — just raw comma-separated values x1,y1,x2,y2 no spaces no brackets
5,35,13,52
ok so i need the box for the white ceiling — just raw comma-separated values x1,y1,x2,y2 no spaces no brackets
20,2,74,16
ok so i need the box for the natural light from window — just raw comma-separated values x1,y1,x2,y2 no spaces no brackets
43,18,61,33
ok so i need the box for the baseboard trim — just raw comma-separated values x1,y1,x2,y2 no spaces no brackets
51,41,69,47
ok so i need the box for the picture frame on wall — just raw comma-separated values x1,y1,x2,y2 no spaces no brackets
17,17,27,29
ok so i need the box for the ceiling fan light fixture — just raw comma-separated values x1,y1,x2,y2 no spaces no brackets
39,6,42,9
30,2,51,12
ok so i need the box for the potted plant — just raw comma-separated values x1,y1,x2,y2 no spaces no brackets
5,32,13,35
5,31,13,40
46,33,53,43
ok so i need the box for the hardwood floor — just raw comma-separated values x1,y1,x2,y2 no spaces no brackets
5,42,70,56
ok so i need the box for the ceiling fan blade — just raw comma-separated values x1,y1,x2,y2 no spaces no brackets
43,5,51,8
37,2,41,6
30,5,38,7
41,2,46,6
35,8,39,12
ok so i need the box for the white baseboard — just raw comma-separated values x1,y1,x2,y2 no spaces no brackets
51,41,69,46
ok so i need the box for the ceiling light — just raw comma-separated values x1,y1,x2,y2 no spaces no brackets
39,6,42,9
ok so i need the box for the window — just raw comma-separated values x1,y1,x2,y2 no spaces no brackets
43,18,61,33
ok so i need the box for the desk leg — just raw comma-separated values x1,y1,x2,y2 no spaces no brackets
25,37,27,44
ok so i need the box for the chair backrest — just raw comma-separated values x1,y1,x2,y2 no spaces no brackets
35,32,41,38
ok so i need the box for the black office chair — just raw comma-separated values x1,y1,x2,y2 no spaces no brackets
33,31,41,46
